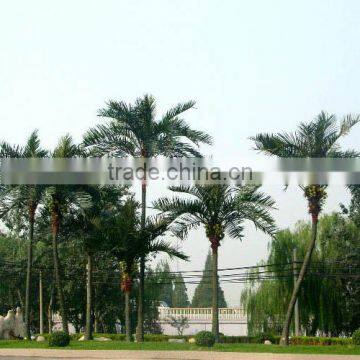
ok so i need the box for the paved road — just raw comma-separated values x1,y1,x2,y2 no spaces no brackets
0,349,359,360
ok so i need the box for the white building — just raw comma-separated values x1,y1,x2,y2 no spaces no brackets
158,306,247,336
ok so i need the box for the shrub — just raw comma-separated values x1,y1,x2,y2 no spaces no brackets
144,334,193,342
353,329,360,345
254,332,276,344
48,331,70,347
290,336,352,346
220,335,250,343
144,334,170,342
195,331,215,347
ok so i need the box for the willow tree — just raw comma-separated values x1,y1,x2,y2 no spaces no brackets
0,131,47,339
154,184,275,341
251,111,360,345
242,214,359,336
83,94,212,341
241,227,308,335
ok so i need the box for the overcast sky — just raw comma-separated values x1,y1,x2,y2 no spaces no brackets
1,0,360,305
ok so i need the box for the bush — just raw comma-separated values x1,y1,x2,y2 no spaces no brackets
144,334,172,342
220,335,280,344
254,332,276,344
48,331,70,347
220,335,250,344
290,336,352,346
353,329,360,345
195,331,215,347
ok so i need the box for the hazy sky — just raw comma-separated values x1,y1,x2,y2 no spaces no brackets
1,0,360,305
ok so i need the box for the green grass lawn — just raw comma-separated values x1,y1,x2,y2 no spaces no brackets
0,340,359,355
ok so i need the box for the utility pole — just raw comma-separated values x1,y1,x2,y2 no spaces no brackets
293,248,300,336
39,270,44,335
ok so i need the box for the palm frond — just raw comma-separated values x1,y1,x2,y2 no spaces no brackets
339,114,360,137
23,130,48,158
250,133,302,157
154,184,275,243
53,134,81,158
84,95,212,158
83,122,137,156
161,100,196,122
0,142,23,158
251,111,360,158
147,239,189,261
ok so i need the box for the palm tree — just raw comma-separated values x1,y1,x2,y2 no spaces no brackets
103,198,188,342
83,94,212,341
0,131,47,339
46,135,90,334
79,185,125,340
153,184,276,342
251,111,360,345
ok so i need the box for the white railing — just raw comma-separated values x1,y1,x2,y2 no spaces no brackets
158,307,246,322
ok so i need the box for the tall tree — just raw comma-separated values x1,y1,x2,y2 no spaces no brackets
0,131,47,339
172,273,190,308
45,135,90,334
192,251,227,308
73,185,124,340
83,94,212,341
154,184,275,341
242,213,360,336
103,199,188,342
156,261,174,307
251,111,360,345
0,233,27,316
348,186,360,226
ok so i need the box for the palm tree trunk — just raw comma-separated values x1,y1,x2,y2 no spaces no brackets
94,314,99,333
48,286,54,333
17,289,24,309
51,212,69,334
85,252,93,340
93,286,99,334
211,239,219,342
125,290,131,342
39,270,44,335
25,207,35,340
136,180,146,342
280,216,318,345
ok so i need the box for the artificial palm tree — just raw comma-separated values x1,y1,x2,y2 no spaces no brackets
0,131,47,339
79,185,125,340
153,184,275,342
46,135,90,334
104,198,188,342
83,94,212,341
251,111,360,345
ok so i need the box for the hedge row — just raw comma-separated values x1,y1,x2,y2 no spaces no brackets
290,336,352,346
219,335,281,344
35,333,354,346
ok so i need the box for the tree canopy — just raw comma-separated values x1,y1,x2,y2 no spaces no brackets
192,251,227,308
241,213,360,336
